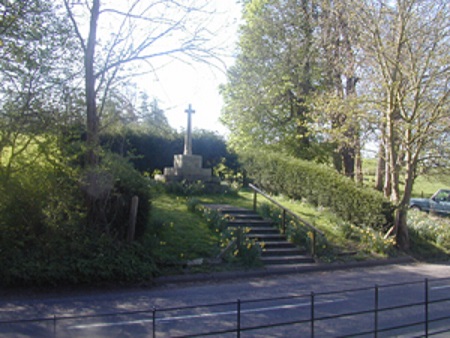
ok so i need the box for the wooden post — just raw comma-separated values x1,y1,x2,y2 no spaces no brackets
127,196,139,242
253,191,257,212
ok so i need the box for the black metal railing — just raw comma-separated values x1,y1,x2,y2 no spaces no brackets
2,277,450,337
249,183,324,256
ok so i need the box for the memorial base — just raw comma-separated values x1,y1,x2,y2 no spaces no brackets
155,154,218,183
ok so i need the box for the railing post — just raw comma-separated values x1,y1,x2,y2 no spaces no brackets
253,190,257,212
153,307,157,338
311,292,315,338
237,299,241,338
282,209,286,234
374,285,379,338
425,279,429,337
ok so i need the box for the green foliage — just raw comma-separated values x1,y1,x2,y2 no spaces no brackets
0,227,157,286
220,0,335,161
340,223,396,255
95,153,152,240
186,197,201,212
0,157,156,286
408,210,450,255
241,150,393,229
0,139,155,286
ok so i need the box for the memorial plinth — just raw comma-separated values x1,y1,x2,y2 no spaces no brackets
161,154,212,182
155,104,217,183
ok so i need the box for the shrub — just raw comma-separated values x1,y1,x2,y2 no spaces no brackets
0,226,157,286
0,150,156,286
81,153,152,240
240,151,393,229
186,197,201,212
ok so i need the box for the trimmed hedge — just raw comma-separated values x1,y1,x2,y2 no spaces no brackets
240,151,393,229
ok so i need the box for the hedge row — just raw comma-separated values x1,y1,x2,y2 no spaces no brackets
240,151,393,229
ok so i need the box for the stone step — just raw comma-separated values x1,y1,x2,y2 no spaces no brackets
227,219,276,229
223,213,264,220
261,248,306,257
202,203,315,267
261,255,315,265
246,227,280,234
247,233,287,241
203,204,255,215
262,241,298,249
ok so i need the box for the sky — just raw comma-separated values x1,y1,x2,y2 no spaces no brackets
136,1,242,136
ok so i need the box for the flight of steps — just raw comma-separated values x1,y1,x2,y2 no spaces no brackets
203,204,315,267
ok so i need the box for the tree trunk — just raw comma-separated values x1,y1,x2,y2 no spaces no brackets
394,129,417,250
341,146,355,179
394,206,410,250
355,138,363,184
85,0,100,168
375,131,386,192
84,0,104,230
341,76,359,180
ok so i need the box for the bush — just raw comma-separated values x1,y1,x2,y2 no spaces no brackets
98,153,152,240
0,150,156,286
240,151,393,229
0,226,157,286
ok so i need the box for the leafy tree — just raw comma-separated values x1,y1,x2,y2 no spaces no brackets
220,0,321,160
351,0,450,249
312,0,364,180
0,0,80,180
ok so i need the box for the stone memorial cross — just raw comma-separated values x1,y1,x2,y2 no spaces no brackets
183,104,195,155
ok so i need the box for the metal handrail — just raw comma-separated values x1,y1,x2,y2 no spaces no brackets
248,183,324,256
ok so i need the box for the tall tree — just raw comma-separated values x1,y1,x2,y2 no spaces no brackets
221,0,321,159
63,0,222,229
318,0,363,180
353,0,450,249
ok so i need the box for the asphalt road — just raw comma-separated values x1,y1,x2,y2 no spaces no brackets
1,262,450,337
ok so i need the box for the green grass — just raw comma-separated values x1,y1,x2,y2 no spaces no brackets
150,194,218,269
413,174,450,197
361,158,450,198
